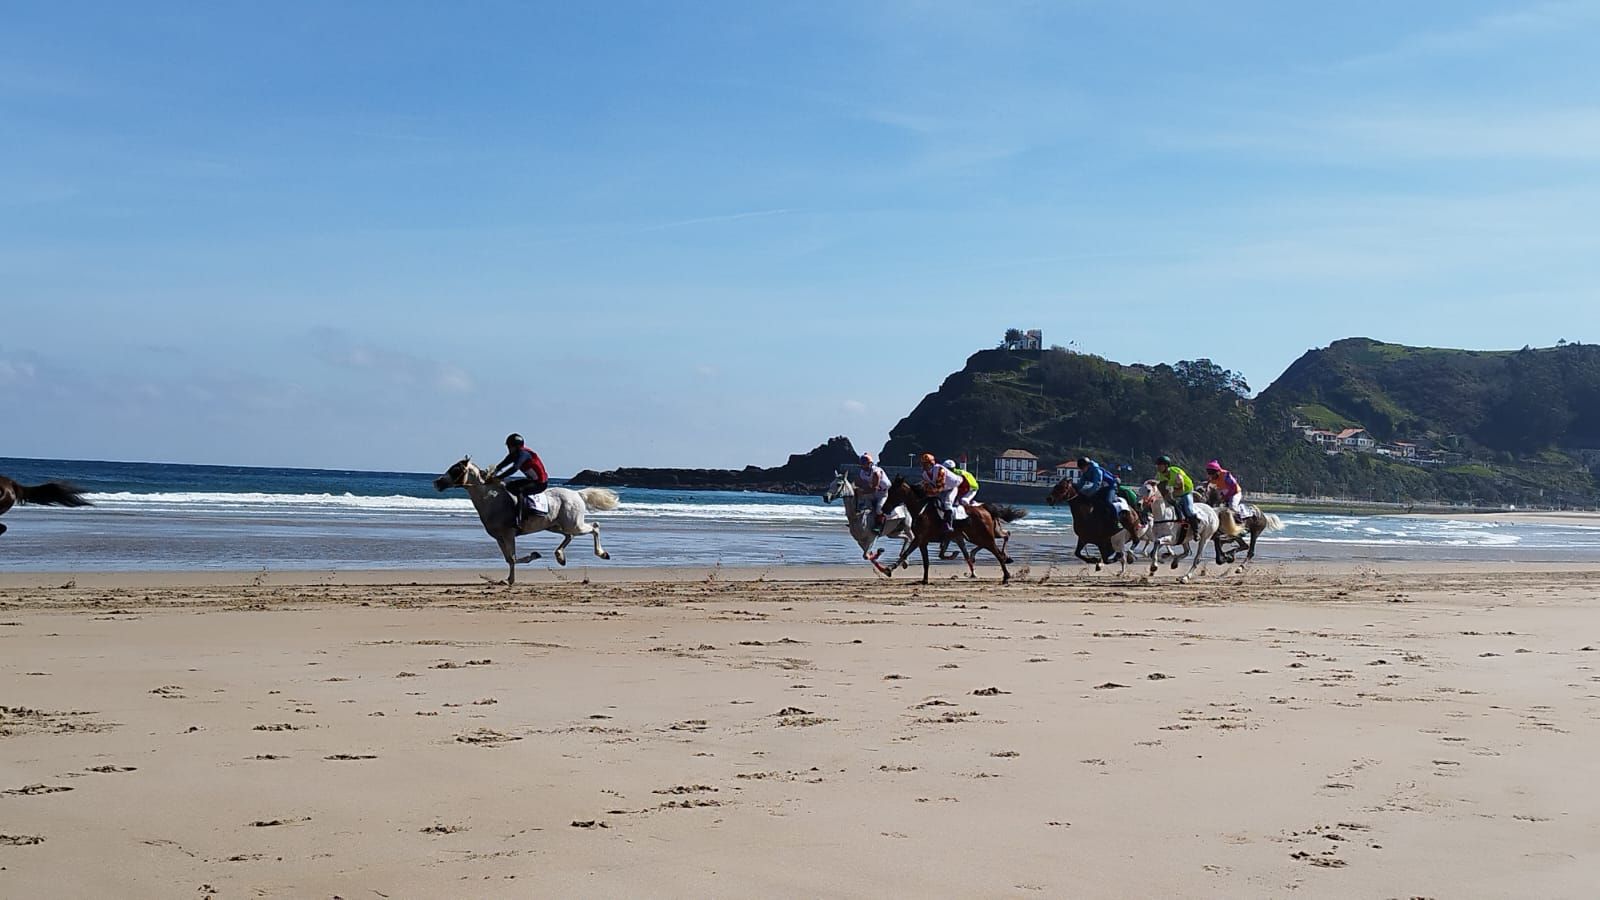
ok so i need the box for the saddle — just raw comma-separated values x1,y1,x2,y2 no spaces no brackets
523,491,551,517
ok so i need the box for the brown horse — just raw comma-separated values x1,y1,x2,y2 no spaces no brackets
1045,478,1144,573
0,476,91,536
883,476,1025,584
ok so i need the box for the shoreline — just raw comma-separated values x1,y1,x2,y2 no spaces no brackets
4,557,1600,590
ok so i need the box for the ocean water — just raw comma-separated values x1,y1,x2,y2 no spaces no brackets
3,457,1600,572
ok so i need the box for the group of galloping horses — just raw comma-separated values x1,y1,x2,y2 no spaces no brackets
825,470,1284,585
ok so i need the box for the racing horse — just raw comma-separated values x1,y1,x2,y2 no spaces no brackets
882,476,1025,584
433,458,619,584
1141,487,1219,583
822,471,916,576
1198,484,1284,563
0,475,91,536
1045,478,1143,574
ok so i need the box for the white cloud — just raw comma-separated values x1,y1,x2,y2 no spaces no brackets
842,399,868,415
693,363,720,378
1171,107,1600,164
1339,1,1600,69
0,359,38,384
309,328,475,394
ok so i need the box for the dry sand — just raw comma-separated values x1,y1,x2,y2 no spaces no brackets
3,562,1600,898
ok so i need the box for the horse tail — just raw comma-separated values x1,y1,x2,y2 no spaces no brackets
1260,512,1284,533
20,481,91,507
579,488,620,511
982,503,1027,523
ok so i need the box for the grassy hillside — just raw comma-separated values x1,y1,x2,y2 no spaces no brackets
880,342,1600,507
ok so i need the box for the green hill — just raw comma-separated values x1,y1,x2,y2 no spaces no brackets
1259,337,1600,452
880,341,1600,507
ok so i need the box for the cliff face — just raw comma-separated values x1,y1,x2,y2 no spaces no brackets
571,437,860,494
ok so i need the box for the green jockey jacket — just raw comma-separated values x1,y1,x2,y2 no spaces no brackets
1159,465,1194,496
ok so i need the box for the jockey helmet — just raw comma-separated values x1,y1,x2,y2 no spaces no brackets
919,452,936,467
1155,454,1172,466
942,458,957,470
1206,460,1223,473
1076,456,1090,468
859,452,874,465
506,433,525,448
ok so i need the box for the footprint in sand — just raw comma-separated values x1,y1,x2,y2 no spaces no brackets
84,765,136,774
972,687,1011,696
1,834,46,846
421,824,467,834
2,784,73,796
324,754,378,761
248,817,310,827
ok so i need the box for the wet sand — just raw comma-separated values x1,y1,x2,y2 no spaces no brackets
3,563,1599,897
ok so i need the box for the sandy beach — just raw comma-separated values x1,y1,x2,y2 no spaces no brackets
4,562,1599,898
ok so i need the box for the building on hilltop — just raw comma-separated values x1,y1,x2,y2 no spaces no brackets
994,448,1039,482
1000,328,1043,351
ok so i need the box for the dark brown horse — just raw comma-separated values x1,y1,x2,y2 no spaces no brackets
0,476,91,536
1045,478,1143,573
883,476,1025,584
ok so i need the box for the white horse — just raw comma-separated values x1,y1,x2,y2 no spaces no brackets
822,471,915,576
433,458,619,584
1143,486,1218,583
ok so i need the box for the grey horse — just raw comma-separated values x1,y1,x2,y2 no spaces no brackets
433,458,619,584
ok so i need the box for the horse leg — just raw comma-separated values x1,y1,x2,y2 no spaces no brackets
919,541,931,585
1179,525,1213,583
553,532,574,566
497,534,518,585
975,531,1010,583
1074,539,1100,572
1246,525,1259,561
586,522,610,560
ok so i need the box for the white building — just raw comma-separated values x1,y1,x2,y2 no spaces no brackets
1336,428,1376,452
994,449,1039,482
1001,329,1043,351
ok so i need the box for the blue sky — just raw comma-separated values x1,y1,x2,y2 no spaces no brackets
4,1,1598,473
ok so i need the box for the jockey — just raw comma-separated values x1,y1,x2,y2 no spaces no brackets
1155,455,1199,534
919,452,962,534
1206,460,1245,521
852,453,889,532
1073,456,1120,526
491,433,549,524
945,458,980,506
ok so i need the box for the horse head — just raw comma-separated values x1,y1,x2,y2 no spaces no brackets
822,471,851,504
433,457,484,492
1045,477,1077,507
885,474,918,508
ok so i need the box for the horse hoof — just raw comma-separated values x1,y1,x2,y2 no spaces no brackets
555,555,567,566
1178,575,1190,585
599,551,611,560
528,552,542,560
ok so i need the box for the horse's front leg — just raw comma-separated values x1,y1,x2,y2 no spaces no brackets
1074,539,1100,571
919,541,931,584
496,534,519,585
